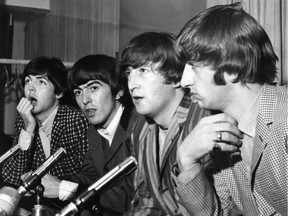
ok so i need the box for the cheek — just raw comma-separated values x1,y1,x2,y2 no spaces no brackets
75,98,83,108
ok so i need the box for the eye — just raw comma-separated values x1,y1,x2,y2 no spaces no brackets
139,68,147,73
125,70,131,77
89,85,99,92
24,78,31,85
38,79,47,85
73,90,81,97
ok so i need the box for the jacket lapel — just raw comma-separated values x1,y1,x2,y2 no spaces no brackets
87,125,106,173
50,105,66,154
103,106,134,169
250,85,275,178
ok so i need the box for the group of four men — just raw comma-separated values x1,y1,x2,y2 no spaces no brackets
1,3,287,216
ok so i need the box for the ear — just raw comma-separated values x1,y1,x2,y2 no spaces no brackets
223,72,237,84
173,82,182,89
56,92,64,100
115,90,124,100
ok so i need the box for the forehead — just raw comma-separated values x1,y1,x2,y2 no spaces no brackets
128,62,161,71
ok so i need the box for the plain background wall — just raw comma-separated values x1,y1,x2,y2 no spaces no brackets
119,0,206,56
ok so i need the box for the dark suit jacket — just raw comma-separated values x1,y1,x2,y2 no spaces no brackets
68,105,140,216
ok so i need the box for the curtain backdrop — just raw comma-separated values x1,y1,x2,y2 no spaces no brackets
207,0,288,85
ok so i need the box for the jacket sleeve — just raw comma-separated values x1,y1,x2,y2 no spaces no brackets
1,116,34,187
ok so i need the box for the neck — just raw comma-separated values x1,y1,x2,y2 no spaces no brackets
223,83,263,122
154,89,185,129
101,101,122,129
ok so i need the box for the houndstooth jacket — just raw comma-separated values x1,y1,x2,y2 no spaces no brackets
2,104,89,187
175,84,288,216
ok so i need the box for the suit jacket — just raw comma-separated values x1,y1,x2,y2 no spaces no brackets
2,105,89,187
176,84,288,216
68,105,140,216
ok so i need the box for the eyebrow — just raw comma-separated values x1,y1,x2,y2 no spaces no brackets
26,75,49,80
75,80,103,90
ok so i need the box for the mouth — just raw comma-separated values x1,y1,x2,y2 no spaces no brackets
85,108,96,117
29,96,38,106
132,96,143,104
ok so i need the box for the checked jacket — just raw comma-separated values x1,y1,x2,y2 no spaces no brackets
176,84,288,216
2,104,89,187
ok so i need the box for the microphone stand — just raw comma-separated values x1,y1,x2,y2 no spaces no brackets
91,202,102,216
31,184,46,216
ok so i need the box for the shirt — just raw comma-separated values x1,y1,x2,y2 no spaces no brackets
38,105,59,158
97,105,124,146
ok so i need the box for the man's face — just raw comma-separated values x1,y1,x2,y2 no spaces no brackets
24,74,60,120
180,63,229,111
73,80,118,128
126,63,178,120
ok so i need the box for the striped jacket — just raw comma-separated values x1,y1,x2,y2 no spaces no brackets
125,92,209,215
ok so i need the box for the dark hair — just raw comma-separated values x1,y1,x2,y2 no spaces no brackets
22,56,68,95
67,54,131,106
121,32,185,84
177,2,278,85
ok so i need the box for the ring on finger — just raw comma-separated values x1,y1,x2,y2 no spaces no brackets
216,132,222,142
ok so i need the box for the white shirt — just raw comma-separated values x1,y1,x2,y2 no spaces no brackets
97,105,124,146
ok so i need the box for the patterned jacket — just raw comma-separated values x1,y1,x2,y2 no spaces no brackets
2,104,89,187
125,92,209,216
176,84,288,216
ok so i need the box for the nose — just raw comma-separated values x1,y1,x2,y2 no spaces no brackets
180,64,194,88
28,81,36,92
128,70,140,93
82,89,91,105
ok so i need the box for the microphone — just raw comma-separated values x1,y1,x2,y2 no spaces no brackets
18,147,67,195
56,156,137,216
0,147,66,216
0,145,21,165
0,134,34,165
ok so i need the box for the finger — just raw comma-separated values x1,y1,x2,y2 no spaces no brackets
17,98,33,113
212,142,239,152
211,122,243,139
219,132,243,147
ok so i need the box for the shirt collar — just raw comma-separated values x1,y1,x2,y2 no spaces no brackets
238,86,264,138
98,104,124,145
39,105,59,135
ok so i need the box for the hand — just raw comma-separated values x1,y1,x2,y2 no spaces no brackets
17,97,36,134
41,174,61,198
14,207,31,216
21,171,32,182
177,113,243,172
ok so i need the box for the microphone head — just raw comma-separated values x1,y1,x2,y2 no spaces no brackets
0,186,21,216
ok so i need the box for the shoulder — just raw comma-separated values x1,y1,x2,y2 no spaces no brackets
56,105,89,125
